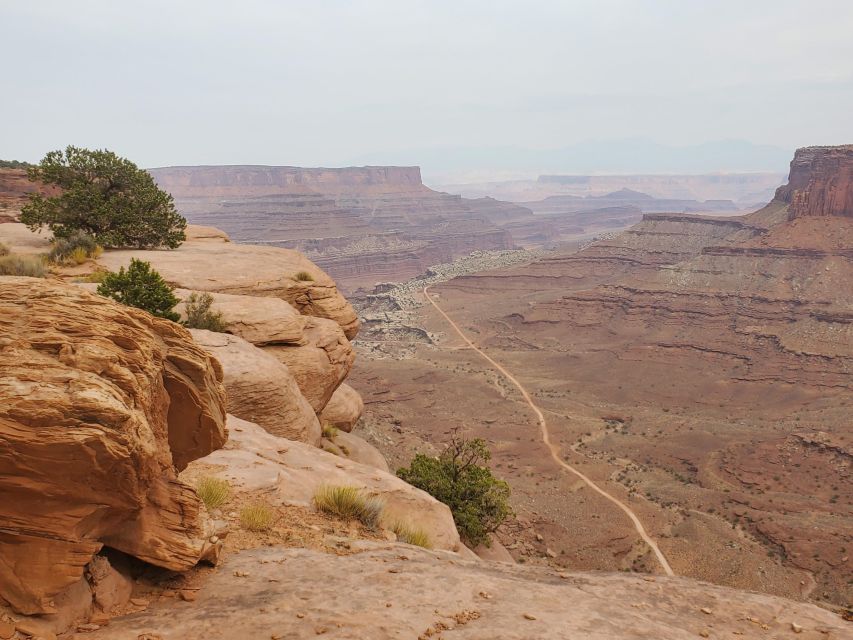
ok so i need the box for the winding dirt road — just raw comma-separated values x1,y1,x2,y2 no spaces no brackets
423,285,675,576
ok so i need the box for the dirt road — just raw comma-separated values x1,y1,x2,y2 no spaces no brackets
423,285,675,576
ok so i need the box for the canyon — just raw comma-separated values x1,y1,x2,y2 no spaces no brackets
349,146,853,613
0,148,850,638
146,165,749,294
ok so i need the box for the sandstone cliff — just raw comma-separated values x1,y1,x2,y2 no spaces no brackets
0,278,226,615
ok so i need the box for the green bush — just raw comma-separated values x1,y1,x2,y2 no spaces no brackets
313,485,384,529
97,258,180,321
321,421,339,440
183,292,226,331
0,254,47,277
21,146,186,249
397,431,512,548
48,230,102,265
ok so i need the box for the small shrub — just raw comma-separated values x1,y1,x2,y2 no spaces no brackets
97,258,180,321
321,422,339,440
0,242,9,257
240,502,274,531
292,270,314,282
82,268,109,283
48,230,102,265
0,254,47,277
397,429,512,548
183,292,226,331
389,521,432,548
313,485,385,529
195,476,230,510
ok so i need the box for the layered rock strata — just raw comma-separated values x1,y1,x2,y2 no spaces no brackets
0,278,227,615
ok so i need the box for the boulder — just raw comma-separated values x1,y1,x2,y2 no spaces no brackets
182,416,461,552
95,225,359,339
175,289,304,346
0,277,227,615
189,329,321,445
266,316,355,413
319,382,364,432
323,431,390,473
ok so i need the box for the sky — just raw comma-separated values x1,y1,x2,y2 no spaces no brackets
3,0,853,179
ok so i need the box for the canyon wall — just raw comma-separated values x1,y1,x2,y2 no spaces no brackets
423,145,852,608
148,165,522,292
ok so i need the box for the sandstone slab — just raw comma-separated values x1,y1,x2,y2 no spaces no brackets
182,417,461,552
86,543,848,640
95,226,359,338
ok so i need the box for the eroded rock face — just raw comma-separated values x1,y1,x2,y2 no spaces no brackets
266,316,356,413
188,329,321,445
0,277,227,615
776,145,853,218
319,382,364,432
175,289,305,346
95,227,359,339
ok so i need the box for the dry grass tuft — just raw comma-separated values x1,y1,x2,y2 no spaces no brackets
292,270,314,282
321,421,339,440
389,520,432,549
240,502,275,531
195,476,230,510
313,485,384,529
0,254,47,277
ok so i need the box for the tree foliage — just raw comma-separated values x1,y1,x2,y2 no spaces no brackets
21,146,186,249
397,429,512,548
97,258,180,321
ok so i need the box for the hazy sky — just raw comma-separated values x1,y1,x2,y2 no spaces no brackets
3,0,852,173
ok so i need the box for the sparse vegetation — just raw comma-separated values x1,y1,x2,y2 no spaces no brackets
0,242,8,257
47,230,103,265
97,258,180,321
389,520,432,548
313,485,384,529
397,429,512,548
292,270,314,282
195,476,230,510
183,292,226,331
0,254,47,277
240,502,275,531
0,159,33,169
321,421,339,440
21,146,186,249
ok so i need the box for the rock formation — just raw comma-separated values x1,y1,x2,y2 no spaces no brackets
0,278,226,615
147,165,523,292
319,383,364,432
96,229,359,339
188,329,321,445
183,416,461,551
776,144,853,218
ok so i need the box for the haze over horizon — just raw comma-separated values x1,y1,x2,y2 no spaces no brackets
3,1,852,181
